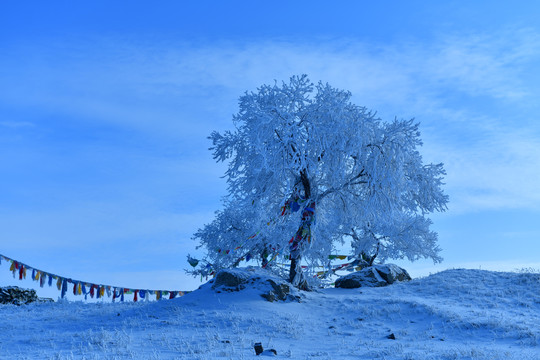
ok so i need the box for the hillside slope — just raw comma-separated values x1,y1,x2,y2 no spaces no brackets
0,269,538,359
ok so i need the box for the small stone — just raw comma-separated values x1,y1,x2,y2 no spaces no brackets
254,342,264,355
387,333,396,340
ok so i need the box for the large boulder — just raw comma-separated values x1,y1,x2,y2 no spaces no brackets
0,286,39,305
212,268,252,289
210,267,301,302
335,264,411,289
375,264,412,284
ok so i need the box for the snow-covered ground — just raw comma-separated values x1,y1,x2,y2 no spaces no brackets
1,269,539,359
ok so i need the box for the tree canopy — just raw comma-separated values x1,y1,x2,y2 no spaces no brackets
189,75,448,287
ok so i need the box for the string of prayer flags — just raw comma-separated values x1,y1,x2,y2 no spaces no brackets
314,257,367,279
0,253,190,303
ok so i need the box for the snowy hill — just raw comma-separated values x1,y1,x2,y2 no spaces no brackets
1,269,539,359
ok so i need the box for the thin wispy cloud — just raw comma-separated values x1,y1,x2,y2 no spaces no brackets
420,30,540,100
4,29,538,213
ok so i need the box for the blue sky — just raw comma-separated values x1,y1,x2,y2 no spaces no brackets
1,1,540,296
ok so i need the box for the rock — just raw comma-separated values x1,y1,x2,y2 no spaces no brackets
335,264,411,289
211,267,301,302
335,267,387,288
260,279,292,302
254,342,277,356
212,268,251,290
38,297,54,303
254,342,264,355
375,264,412,284
0,286,39,305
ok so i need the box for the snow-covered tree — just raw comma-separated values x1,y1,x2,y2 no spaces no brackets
190,75,448,289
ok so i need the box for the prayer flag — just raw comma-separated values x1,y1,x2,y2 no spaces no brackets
61,279,68,298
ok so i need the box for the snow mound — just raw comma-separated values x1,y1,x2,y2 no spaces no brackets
209,267,302,302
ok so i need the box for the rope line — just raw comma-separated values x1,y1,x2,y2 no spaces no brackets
0,253,190,302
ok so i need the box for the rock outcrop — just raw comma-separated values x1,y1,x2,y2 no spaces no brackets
335,264,411,289
211,267,302,302
0,286,39,305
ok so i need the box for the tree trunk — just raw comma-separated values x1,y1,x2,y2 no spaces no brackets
289,257,309,290
300,169,311,199
288,169,311,290
289,258,298,283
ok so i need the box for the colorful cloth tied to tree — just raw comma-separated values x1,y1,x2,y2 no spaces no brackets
287,200,316,260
